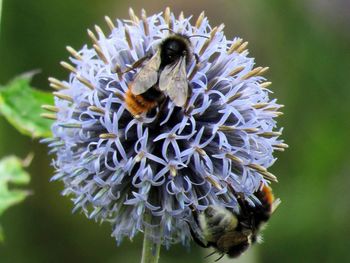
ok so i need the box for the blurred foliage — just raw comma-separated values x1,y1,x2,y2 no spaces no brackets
0,156,31,242
0,73,53,138
0,0,349,263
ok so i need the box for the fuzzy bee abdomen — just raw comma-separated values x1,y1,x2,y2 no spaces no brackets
125,88,158,116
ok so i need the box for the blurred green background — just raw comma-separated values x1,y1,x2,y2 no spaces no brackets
1,0,349,262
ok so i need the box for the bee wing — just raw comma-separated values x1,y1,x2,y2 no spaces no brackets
271,198,281,213
158,56,188,107
217,231,250,248
131,49,161,95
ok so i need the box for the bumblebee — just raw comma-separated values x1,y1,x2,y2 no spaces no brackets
190,185,280,260
125,33,193,116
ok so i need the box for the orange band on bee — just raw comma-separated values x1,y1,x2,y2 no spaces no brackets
125,88,158,116
259,185,275,207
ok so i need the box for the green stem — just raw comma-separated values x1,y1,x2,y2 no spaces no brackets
0,0,3,32
0,0,2,39
141,218,161,263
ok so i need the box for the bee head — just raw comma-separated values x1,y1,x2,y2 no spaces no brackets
160,35,190,66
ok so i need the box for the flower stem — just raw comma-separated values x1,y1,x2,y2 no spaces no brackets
141,216,161,263
0,0,3,32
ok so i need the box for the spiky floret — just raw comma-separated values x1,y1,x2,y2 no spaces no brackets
43,7,286,247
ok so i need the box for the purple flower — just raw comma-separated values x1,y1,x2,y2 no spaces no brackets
43,8,286,247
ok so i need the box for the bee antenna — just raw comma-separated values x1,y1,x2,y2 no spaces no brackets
188,34,209,39
160,28,176,34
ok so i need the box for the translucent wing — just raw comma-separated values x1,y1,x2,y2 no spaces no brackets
271,198,281,213
158,56,188,107
131,49,161,95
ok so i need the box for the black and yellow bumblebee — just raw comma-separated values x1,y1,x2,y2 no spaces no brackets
125,33,193,116
190,185,280,261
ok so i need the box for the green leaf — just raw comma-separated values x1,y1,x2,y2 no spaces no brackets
0,156,31,242
0,73,53,138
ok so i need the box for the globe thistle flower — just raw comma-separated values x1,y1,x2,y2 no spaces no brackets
42,7,287,248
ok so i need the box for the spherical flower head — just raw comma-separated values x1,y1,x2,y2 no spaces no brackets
45,8,286,247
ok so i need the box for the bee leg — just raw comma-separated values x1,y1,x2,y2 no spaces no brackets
186,219,210,248
157,94,167,107
123,53,153,74
187,205,210,248
204,250,218,259
189,227,210,248
183,82,193,110
235,192,251,218
194,53,200,64
215,253,225,262
226,185,248,211
152,96,168,123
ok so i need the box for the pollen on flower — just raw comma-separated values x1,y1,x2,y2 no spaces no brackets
42,7,286,247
